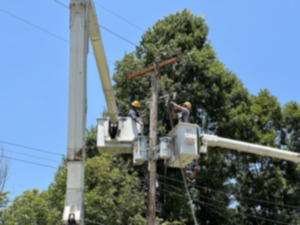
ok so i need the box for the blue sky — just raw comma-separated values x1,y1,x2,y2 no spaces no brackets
0,0,299,201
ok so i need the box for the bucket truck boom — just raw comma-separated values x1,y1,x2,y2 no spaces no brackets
200,134,300,163
63,0,142,224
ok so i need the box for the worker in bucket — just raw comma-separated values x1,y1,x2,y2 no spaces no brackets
171,101,191,123
128,100,143,125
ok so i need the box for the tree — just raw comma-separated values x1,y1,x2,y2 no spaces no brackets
0,128,146,225
84,154,146,224
112,9,254,224
0,189,49,224
0,147,9,213
112,9,300,225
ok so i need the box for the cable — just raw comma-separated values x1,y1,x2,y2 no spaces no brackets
157,187,238,225
160,180,294,225
53,0,137,47
84,219,105,225
158,187,291,225
2,148,60,163
94,2,145,32
1,156,57,169
98,25,136,47
54,0,68,9
55,0,145,32
157,173,300,211
159,181,230,206
0,8,68,43
0,140,63,157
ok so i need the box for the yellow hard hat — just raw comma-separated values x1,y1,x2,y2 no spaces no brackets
183,101,192,109
132,100,141,108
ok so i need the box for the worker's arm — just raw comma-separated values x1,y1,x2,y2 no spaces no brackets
171,101,183,111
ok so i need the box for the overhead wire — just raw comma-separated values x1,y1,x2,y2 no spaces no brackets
53,0,137,47
157,187,238,225
158,181,230,206
157,187,292,225
0,140,63,157
160,179,297,224
2,147,61,163
94,1,145,32
0,8,68,43
84,219,105,225
1,155,57,169
157,173,300,211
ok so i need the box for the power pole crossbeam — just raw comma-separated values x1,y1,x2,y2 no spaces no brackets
126,56,181,80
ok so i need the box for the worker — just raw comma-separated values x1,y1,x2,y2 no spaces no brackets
128,100,143,125
171,101,191,123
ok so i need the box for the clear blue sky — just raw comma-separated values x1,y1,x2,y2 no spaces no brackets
0,0,299,201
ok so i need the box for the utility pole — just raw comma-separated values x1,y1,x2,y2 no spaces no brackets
127,56,181,225
147,62,158,225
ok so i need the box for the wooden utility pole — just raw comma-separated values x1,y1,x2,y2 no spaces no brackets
147,63,158,225
127,56,181,225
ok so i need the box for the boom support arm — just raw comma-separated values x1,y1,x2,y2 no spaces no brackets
200,134,300,163
89,1,118,126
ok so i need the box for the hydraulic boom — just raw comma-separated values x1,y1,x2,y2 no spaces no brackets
200,134,300,163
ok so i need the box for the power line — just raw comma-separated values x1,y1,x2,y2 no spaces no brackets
157,187,291,225
157,173,300,211
2,147,60,163
98,24,136,47
94,2,145,32
53,0,137,47
159,181,230,206
54,0,68,9
157,187,238,225
0,140,63,157
1,156,57,169
84,219,104,225
0,8,68,43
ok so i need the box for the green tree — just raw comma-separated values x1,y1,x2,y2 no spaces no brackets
113,9,253,224
84,154,146,224
1,189,48,224
0,129,146,225
112,9,300,225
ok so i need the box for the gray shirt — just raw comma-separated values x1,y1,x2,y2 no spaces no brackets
177,107,190,123
128,108,140,120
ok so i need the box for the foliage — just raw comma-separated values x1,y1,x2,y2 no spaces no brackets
0,130,146,225
112,8,300,225
84,154,146,224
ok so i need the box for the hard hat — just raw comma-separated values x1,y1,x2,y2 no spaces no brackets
132,100,141,108
183,101,192,109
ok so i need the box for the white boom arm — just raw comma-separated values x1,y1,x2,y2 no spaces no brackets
63,0,119,224
89,1,118,126
200,134,300,163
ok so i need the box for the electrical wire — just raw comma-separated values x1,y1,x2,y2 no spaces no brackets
84,219,105,225
98,24,137,47
0,140,63,157
157,187,238,225
54,0,68,9
159,181,230,206
94,1,145,32
1,155,57,169
157,187,292,225
2,147,60,163
0,8,68,43
53,0,137,47
157,173,300,211
160,180,295,224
